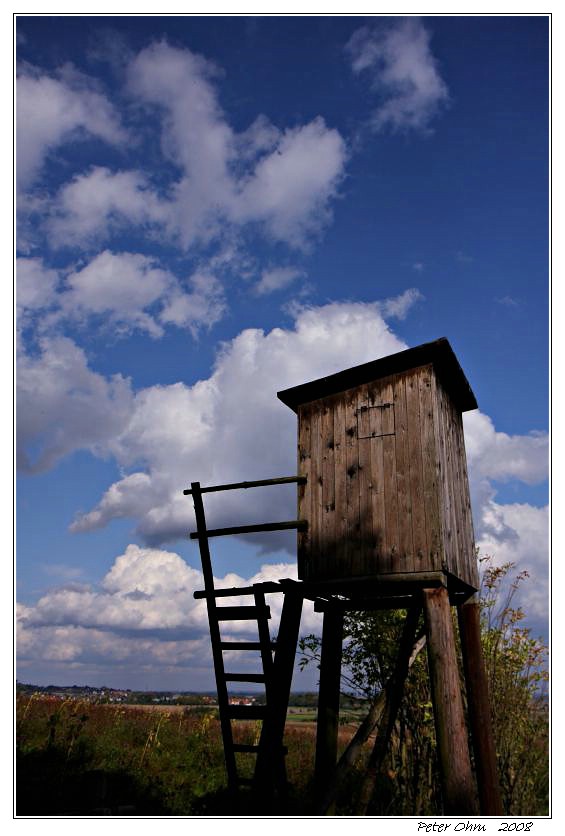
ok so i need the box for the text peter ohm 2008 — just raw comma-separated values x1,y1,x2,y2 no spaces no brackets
417,823,534,833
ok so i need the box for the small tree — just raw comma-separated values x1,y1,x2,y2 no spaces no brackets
479,557,549,815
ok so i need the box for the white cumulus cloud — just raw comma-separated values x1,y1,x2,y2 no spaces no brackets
17,336,133,473
18,42,347,262
346,18,449,133
159,271,226,337
19,251,228,341
463,411,548,485
379,287,424,320
47,167,169,248
126,41,347,251
17,66,126,189
69,301,406,545
64,250,173,338
233,117,347,249
475,500,549,629
17,257,60,316
254,266,306,296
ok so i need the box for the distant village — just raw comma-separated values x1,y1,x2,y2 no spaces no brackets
16,681,224,706
16,681,333,708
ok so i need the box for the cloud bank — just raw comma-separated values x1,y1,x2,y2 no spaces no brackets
17,544,320,688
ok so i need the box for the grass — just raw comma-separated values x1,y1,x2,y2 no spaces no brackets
15,695,319,816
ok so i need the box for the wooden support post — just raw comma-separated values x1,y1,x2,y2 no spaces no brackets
458,597,504,815
314,603,344,795
354,603,423,815
254,587,304,804
423,586,478,815
315,627,427,815
269,587,304,737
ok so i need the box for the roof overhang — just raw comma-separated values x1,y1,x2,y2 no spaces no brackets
277,338,478,414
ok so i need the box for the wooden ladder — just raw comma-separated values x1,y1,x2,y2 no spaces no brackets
186,477,307,807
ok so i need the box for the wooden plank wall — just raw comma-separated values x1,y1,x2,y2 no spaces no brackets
405,371,428,572
433,371,478,589
392,374,413,576
455,409,479,589
345,388,361,577
379,378,400,576
333,395,348,579
419,368,443,573
297,402,312,579
298,365,454,583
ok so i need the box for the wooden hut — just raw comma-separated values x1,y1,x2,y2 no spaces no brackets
277,338,479,593
189,337,502,815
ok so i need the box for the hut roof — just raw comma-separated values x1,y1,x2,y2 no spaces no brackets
277,338,478,414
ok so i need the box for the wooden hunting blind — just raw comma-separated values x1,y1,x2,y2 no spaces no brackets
187,337,502,815
277,337,479,593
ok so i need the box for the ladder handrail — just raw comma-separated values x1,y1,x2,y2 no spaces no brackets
184,474,306,495
189,519,307,539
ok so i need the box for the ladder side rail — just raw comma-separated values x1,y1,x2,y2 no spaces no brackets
254,586,275,686
190,481,238,792
254,583,288,800
253,582,288,793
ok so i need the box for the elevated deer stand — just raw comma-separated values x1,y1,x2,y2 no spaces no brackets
187,339,502,815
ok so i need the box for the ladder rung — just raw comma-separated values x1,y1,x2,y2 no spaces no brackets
228,705,268,720
231,743,288,755
194,581,281,599
237,777,255,786
220,641,276,651
225,673,266,683
215,605,270,621
231,743,260,753
190,520,307,539
195,585,255,599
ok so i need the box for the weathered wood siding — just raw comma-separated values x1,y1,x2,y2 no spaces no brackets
297,364,478,589
433,370,479,589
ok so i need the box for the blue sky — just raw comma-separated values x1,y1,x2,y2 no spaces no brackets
16,13,549,692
